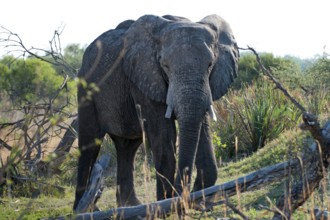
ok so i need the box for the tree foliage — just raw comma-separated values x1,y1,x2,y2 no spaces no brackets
233,52,302,89
0,56,76,105
304,55,330,89
0,57,58,102
301,55,330,115
51,43,85,76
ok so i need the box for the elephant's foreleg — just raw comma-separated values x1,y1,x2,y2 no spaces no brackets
112,136,142,207
74,102,103,210
193,118,218,192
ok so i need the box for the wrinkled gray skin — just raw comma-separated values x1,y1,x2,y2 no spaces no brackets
74,14,238,210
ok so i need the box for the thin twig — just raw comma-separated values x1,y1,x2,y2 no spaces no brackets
224,194,249,220
0,25,77,76
0,138,13,151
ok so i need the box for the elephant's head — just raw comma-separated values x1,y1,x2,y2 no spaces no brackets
124,14,238,189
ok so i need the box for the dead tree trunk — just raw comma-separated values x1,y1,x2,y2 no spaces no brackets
272,114,330,219
51,119,78,166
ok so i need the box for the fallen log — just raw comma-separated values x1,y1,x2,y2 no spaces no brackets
68,161,293,219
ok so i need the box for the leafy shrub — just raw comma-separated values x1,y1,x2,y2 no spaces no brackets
213,79,301,161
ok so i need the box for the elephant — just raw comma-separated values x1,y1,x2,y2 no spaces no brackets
73,14,238,210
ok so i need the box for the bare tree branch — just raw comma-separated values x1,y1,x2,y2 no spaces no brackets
0,138,12,151
0,25,77,77
224,194,250,220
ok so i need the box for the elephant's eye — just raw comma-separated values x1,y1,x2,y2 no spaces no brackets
163,64,170,71
160,66,169,84
158,55,170,72
208,62,213,71
161,61,170,73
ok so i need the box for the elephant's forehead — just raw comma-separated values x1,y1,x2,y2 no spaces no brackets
161,23,215,43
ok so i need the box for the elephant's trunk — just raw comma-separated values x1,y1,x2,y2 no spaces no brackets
172,87,211,193
175,116,203,192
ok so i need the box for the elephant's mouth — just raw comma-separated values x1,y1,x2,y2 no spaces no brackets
165,104,217,121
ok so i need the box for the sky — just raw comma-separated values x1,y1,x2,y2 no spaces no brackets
0,0,329,59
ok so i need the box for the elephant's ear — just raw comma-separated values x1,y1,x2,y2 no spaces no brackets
200,15,239,101
123,15,170,103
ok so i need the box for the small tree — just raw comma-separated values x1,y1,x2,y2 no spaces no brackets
0,27,79,196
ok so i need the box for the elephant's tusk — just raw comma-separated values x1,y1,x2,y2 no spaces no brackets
165,105,173,119
208,105,217,121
